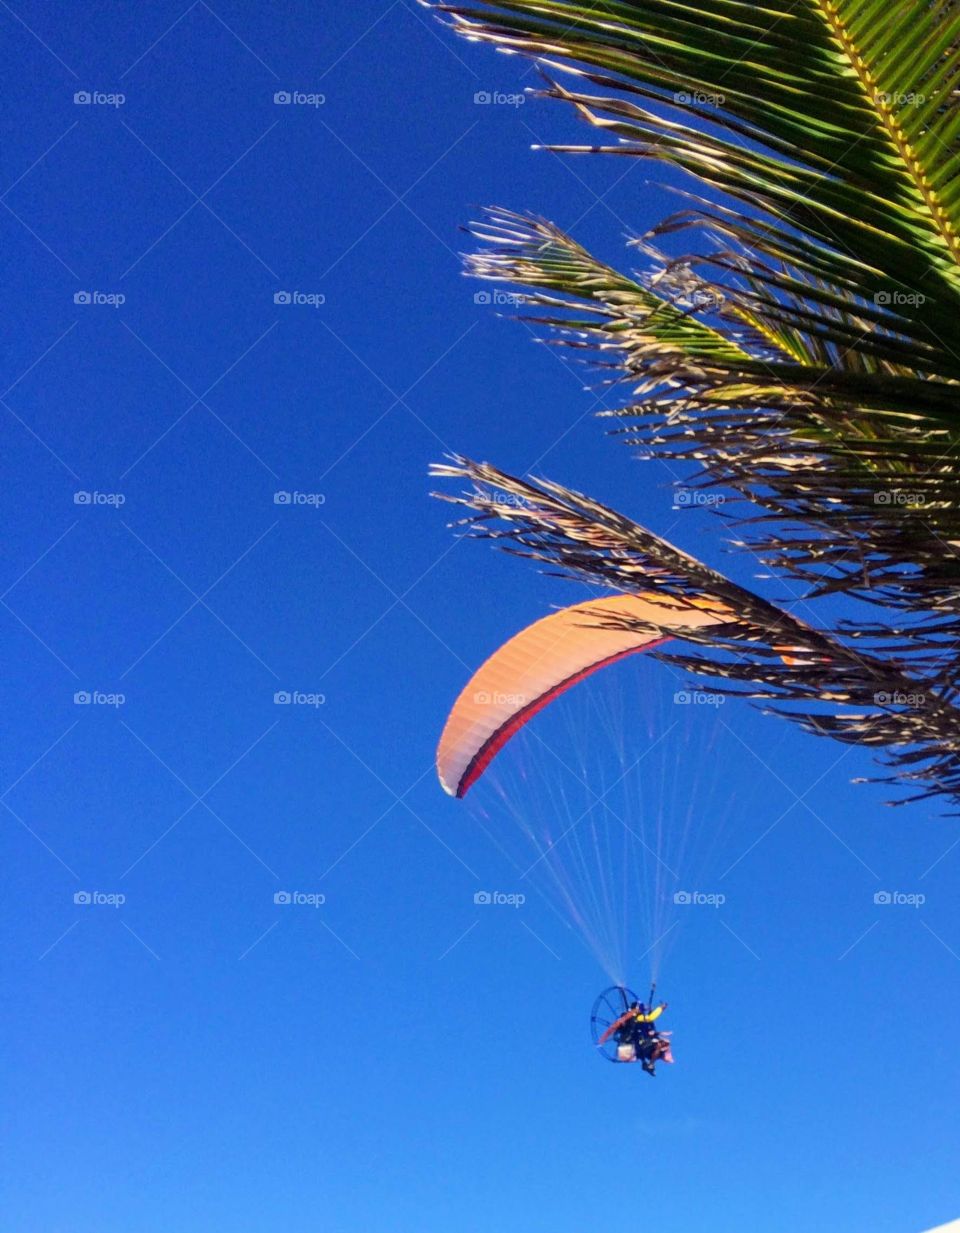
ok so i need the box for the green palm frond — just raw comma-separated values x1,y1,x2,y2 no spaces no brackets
465,211,960,628
437,0,960,367
465,209,960,418
460,210,960,606
468,209,750,362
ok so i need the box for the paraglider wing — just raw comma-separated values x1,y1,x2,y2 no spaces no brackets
436,593,727,798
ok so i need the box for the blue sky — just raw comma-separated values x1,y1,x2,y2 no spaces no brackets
1,3,958,1231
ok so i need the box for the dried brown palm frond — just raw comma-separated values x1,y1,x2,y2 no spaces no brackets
433,456,960,805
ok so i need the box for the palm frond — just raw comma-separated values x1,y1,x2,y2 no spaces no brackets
465,208,960,653
437,0,960,371
432,456,960,804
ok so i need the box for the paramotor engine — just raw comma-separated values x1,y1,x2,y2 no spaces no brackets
590,985,642,1062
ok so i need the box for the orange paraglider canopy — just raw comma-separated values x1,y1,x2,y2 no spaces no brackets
437,593,728,798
